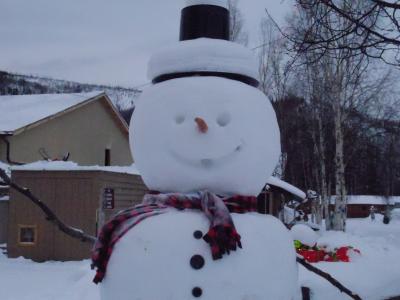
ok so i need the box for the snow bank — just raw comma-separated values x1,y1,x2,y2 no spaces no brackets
11,161,140,175
148,38,259,81
291,224,319,247
0,92,103,133
185,0,228,8
0,254,99,300
267,176,306,199
299,216,400,299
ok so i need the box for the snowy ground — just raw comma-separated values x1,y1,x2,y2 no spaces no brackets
1,215,399,300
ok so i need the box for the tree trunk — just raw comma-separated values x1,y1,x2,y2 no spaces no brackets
332,101,347,231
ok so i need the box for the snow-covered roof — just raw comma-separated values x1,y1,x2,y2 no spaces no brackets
330,195,400,205
11,161,140,175
267,177,306,199
0,91,104,134
0,196,9,202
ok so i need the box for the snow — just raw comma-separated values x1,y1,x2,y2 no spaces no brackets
0,254,99,300
101,211,298,300
330,195,400,205
185,0,228,8
0,92,103,134
11,161,140,175
131,76,281,196
300,215,400,299
267,176,306,199
291,224,319,247
0,161,11,185
1,217,399,299
0,161,10,173
0,196,9,202
148,38,259,81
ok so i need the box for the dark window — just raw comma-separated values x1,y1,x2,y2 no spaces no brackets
105,149,111,166
18,225,37,245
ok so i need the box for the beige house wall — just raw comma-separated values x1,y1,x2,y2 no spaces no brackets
2,98,133,166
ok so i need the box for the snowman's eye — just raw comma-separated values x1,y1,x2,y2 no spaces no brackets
217,113,231,127
175,115,185,124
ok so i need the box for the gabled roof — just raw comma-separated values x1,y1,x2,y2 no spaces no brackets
0,91,128,135
267,176,307,200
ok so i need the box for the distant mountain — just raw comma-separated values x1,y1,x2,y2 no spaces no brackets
0,70,141,111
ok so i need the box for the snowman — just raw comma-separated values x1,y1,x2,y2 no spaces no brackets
92,1,298,299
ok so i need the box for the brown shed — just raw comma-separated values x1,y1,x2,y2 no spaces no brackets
7,165,147,262
257,176,306,217
0,196,8,244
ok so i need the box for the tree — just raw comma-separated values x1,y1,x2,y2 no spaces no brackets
278,1,396,230
290,0,400,66
228,0,249,45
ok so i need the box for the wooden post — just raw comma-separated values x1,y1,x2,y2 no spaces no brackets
301,287,311,300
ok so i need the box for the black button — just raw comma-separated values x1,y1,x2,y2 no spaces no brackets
190,255,205,270
193,230,203,239
192,287,202,297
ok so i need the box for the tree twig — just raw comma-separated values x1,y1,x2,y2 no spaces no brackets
297,256,362,300
0,168,96,244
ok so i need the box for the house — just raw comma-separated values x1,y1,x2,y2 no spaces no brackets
258,176,306,217
0,92,132,166
331,195,400,218
7,162,148,261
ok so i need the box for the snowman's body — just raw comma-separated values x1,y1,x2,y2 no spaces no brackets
101,211,298,300
98,2,299,299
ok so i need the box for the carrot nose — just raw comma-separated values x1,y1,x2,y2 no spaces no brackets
195,117,208,134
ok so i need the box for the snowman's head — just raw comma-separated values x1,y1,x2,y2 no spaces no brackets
129,1,281,196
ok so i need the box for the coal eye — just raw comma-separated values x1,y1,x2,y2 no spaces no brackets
175,115,185,124
217,113,231,127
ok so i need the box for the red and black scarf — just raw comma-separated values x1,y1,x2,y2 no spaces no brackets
91,191,257,284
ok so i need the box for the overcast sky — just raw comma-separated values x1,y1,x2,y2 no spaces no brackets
0,0,292,87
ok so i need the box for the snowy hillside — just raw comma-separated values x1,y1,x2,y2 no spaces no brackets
0,71,141,110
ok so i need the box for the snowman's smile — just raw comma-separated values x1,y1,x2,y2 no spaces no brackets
169,141,244,169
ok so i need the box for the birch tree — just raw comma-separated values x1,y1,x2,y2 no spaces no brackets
285,1,394,231
228,0,249,45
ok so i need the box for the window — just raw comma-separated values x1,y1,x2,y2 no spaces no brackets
105,148,111,166
18,225,37,246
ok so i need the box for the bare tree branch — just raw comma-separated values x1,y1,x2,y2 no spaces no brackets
283,0,400,66
297,256,362,300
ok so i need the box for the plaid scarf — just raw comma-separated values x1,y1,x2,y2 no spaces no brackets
91,191,257,284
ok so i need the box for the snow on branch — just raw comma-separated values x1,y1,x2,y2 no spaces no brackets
297,255,362,300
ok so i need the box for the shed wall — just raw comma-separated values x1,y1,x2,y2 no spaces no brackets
0,201,8,243
7,170,147,261
95,172,148,227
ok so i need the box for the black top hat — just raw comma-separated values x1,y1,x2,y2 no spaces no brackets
151,1,259,87
180,2,230,41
